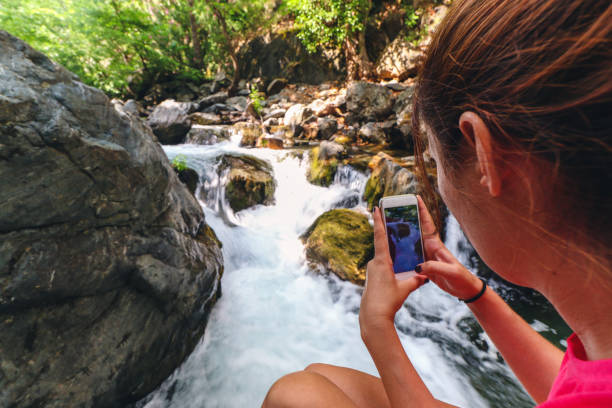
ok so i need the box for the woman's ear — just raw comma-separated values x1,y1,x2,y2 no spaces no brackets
459,112,502,197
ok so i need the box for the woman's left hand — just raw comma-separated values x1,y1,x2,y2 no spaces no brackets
359,207,428,342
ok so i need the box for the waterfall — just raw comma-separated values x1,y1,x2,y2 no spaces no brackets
139,139,538,408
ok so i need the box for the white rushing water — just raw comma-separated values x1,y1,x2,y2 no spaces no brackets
140,136,531,408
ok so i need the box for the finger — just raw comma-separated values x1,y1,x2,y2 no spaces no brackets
416,260,460,279
417,195,437,237
373,207,391,259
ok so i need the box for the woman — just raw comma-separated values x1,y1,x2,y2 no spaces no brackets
263,0,611,407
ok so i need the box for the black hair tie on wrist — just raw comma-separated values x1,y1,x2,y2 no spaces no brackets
460,278,487,304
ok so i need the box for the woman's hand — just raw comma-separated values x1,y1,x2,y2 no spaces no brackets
359,207,427,342
416,196,483,300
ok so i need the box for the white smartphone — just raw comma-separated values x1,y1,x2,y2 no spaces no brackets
379,194,425,280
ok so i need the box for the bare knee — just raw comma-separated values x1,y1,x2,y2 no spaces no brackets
305,363,333,376
263,371,318,408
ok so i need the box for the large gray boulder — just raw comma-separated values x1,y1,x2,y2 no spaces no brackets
346,81,394,122
0,31,223,407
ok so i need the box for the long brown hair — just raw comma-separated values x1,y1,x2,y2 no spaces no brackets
413,0,611,268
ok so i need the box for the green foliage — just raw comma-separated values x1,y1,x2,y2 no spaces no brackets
249,85,265,116
284,0,371,53
0,0,273,97
171,155,188,172
403,4,427,46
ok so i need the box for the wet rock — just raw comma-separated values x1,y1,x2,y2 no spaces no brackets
363,153,417,210
346,81,394,122
198,92,229,111
267,78,288,96
0,31,223,408
301,209,374,285
235,122,264,147
219,154,276,212
190,112,223,126
317,117,338,140
185,125,231,145
359,122,387,144
284,104,312,128
147,99,196,145
307,141,346,187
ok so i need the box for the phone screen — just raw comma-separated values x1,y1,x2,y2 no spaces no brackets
384,205,424,274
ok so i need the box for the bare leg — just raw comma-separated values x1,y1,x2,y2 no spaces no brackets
305,364,391,408
305,364,460,408
262,370,359,408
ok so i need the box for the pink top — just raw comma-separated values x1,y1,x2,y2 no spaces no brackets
538,334,612,407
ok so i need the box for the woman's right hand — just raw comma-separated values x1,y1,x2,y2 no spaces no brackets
416,196,483,300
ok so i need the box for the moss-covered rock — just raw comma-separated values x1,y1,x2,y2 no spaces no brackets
301,209,374,285
307,141,346,187
363,153,417,210
307,147,339,187
219,154,276,212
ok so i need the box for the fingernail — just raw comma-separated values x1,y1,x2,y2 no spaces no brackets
415,264,423,273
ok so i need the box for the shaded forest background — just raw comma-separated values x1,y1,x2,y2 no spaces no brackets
0,0,443,97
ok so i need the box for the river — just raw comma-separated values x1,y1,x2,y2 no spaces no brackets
138,134,569,408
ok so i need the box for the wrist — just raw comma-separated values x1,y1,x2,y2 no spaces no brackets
360,318,396,345
459,277,487,303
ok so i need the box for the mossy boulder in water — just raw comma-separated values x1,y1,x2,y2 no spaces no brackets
301,209,374,285
220,154,276,212
307,141,346,187
363,153,417,210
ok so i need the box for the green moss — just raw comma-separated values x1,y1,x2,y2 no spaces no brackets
302,209,374,285
363,172,384,211
307,147,338,187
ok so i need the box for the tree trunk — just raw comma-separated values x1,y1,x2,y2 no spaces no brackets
357,0,373,79
344,37,360,82
206,0,241,96
357,29,373,79
188,0,204,69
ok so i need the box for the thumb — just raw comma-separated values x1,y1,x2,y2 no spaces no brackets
397,275,428,299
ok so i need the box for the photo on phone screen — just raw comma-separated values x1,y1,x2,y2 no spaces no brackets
384,205,424,274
